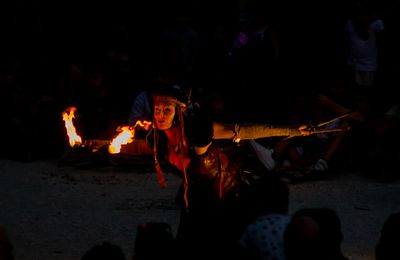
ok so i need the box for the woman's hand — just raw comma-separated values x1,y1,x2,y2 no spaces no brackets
297,125,313,136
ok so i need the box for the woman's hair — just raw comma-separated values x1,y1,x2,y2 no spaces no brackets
151,84,187,106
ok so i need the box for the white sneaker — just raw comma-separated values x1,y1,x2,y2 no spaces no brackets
309,158,328,172
249,140,276,171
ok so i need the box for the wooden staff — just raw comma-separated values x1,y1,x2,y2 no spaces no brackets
310,127,351,134
315,112,353,128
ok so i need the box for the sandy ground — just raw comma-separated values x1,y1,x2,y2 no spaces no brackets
1,158,400,260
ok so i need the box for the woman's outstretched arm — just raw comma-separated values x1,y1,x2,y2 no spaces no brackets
212,122,310,142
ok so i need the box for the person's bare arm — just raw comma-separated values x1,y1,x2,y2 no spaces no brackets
317,94,366,122
212,122,309,141
193,122,310,156
317,94,352,115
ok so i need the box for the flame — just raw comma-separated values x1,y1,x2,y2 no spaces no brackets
62,107,82,147
135,120,152,130
108,120,152,154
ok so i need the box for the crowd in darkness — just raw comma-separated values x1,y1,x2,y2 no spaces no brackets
1,0,399,178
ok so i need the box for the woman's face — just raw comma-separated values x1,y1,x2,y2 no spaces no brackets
154,102,176,130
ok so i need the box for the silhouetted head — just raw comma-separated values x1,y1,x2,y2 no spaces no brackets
376,212,400,260
284,208,347,260
80,241,126,260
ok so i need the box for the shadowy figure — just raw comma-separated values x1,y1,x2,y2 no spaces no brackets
375,212,400,260
344,1,386,132
80,241,126,260
345,2,385,89
272,75,356,182
238,175,290,260
133,222,177,260
227,5,281,122
367,102,400,182
0,225,14,260
284,207,349,260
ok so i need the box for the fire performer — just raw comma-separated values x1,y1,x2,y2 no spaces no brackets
117,85,312,259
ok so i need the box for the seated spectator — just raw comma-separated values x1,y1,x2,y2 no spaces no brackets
368,103,400,181
375,212,400,260
284,208,350,260
80,241,126,260
0,225,14,260
133,222,177,260
238,175,291,260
